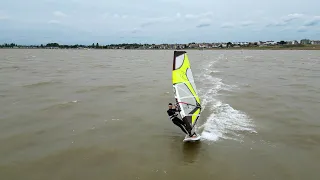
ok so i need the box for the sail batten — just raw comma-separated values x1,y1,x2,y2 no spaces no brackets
172,51,201,129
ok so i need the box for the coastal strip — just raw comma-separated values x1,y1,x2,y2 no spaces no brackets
1,39,319,50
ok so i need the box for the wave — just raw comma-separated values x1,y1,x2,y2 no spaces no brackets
76,85,127,93
41,100,79,111
196,53,257,142
22,81,60,88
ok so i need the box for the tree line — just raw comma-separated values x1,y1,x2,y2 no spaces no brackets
0,42,149,49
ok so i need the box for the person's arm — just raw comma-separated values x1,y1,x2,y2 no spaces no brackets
175,104,181,112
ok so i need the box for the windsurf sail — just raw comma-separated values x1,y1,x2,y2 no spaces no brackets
172,51,202,132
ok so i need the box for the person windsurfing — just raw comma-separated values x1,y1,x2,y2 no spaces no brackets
167,103,197,138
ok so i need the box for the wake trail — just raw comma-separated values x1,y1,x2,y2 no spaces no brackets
195,54,257,142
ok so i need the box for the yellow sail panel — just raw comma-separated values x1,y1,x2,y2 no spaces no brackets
172,51,201,127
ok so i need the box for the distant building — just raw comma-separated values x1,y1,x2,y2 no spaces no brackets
264,41,277,45
311,40,320,45
292,40,299,45
300,39,311,44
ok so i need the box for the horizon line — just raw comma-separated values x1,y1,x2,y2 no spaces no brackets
1,38,317,46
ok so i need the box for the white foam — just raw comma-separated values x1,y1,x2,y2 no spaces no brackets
200,102,256,141
195,54,257,142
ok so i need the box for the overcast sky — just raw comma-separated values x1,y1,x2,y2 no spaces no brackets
1,0,320,44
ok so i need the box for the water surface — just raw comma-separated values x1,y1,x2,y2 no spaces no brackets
0,49,319,180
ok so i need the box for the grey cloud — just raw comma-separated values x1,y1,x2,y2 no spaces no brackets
240,21,255,27
304,21,318,26
140,17,171,27
140,22,154,27
185,12,213,20
137,12,214,29
266,21,287,27
2,0,320,44
221,23,234,28
100,13,128,20
138,12,210,28
196,23,210,28
304,16,320,26
53,11,67,17
282,13,303,22
113,14,128,19
131,28,141,34
297,26,308,32
266,13,304,27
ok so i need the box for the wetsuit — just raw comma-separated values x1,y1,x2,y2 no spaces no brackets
167,108,193,136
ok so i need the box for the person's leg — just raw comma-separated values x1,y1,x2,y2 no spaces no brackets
172,117,188,135
182,117,195,137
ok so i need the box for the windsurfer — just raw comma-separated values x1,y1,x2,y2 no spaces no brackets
167,103,196,137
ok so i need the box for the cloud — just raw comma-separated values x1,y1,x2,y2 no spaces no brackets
112,14,128,19
266,13,304,27
221,23,234,28
266,21,287,27
240,21,255,27
139,16,172,28
100,13,129,19
137,12,214,30
304,16,320,26
196,23,210,28
53,11,67,17
137,12,214,29
282,13,304,22
131,28,141,34
2,0,320,44
199,18,211,24
48,20,60,24
297,26,308,32
184,12,213,20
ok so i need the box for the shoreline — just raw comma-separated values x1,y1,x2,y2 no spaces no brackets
1,47,320,50
1,45,320,50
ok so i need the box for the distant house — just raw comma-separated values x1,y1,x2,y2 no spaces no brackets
300,39,311,44
265,41,277,45
311,40,320,45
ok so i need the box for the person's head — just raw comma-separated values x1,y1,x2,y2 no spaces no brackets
168,103,173,109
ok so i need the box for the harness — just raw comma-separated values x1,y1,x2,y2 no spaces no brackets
169,113,177,120
168,109,179,120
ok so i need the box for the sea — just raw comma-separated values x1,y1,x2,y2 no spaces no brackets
0,49,319,180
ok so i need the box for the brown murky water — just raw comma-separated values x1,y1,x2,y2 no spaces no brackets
0,49,319,180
